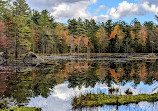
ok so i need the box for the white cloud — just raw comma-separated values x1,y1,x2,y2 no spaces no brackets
27,0,109,22
93,15,109,22
96,5,106,13
51,0,95,20
107,1,158,20
107,1,143,19
27,0,98,20
142,2,158,14
27,0,158,22
51,0,109,22
27,0,89,10
140,0,158,5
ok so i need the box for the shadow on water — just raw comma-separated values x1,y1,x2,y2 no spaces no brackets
0,60,158,110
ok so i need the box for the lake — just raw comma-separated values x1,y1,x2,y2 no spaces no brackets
0,60,158,111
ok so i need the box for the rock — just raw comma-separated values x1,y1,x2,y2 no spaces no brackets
23,52,45,66
145,53,156,58
0,52,6,65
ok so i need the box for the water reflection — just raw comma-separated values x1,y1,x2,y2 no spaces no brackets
0,60,158,110
76,102,158,111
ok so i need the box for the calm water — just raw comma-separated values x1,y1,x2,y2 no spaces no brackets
0,60,158,111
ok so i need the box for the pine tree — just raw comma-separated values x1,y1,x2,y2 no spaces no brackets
37,10,56,54
12,0,32,58
76,18,87,53
68,19,77,53
84,19,99,53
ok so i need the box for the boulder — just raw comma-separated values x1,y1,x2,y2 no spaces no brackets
0,52,6,65
23,52,44,66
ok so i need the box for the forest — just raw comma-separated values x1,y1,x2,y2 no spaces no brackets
0,0,158,58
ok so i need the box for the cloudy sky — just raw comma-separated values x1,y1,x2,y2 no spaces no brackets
25,0,158,23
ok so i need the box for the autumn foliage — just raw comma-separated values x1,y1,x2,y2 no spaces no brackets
0,21,7,50
0,0,158,55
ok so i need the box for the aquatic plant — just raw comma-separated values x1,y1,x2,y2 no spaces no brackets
0,107,41,111
125,88,133,95
72,93,158,108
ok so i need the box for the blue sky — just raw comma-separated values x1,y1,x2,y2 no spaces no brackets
25,0,158,24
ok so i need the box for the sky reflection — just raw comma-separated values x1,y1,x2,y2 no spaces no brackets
27,81,158,111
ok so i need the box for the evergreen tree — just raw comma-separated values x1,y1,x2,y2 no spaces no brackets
37,10,56,54
84,19,99,53
68,18,77,53
12,0,31,58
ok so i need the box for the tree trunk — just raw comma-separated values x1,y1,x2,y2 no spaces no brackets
15,36,18,59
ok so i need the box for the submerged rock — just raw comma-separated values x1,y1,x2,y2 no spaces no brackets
23,52,44,66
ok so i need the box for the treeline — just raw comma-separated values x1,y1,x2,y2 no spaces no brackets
0,0,158,58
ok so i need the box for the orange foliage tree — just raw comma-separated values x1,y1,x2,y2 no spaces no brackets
109,25,125,52
138,26,148,46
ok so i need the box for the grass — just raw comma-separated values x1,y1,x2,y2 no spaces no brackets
72,93,158,108
0,107,41,111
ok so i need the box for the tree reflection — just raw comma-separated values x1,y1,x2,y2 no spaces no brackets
0,60,158,108
68,62,99,89
67,61,158,88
